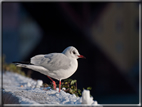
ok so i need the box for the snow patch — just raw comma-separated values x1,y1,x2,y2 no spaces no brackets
82,89,94,104
35,80,43,88
2,71,102,106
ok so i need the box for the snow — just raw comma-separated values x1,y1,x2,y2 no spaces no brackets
35,80,43,88
1,71,102,106
82,90,94,104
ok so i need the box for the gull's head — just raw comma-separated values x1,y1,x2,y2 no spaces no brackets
62,46,85,59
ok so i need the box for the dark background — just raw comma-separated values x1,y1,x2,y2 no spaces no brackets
2,2,140,104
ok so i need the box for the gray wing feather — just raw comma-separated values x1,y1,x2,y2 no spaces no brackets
31,55,46,65
31,53,71,71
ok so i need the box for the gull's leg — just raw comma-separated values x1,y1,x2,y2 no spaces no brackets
47,75,56,90
59,80,61,92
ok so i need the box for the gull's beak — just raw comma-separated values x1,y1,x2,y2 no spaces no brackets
78,55,86,59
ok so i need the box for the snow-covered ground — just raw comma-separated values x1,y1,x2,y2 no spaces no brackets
2,71,102,106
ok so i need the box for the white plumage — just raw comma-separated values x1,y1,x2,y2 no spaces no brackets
16,46,85,92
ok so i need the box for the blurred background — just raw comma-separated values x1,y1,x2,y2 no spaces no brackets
2,2,140,104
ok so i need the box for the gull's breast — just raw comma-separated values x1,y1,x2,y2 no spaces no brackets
49,59,78,81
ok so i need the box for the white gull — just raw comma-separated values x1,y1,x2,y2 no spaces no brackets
15,46,85,92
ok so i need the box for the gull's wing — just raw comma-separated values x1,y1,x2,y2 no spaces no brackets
31,53,71,71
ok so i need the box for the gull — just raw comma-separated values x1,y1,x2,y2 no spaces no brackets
15,46,85,92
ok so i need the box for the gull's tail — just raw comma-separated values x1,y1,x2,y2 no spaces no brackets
13,62,49,76
13,62,33,68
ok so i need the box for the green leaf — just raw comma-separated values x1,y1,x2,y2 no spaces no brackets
69,89,73,93
62,85,69,88
78,89,82,95
70,80,77,85
75,93,78,97
78,89,81,92
87,87,92,90
64,78,72,82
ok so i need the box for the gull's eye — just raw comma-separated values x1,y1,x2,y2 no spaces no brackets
73,51,76,54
